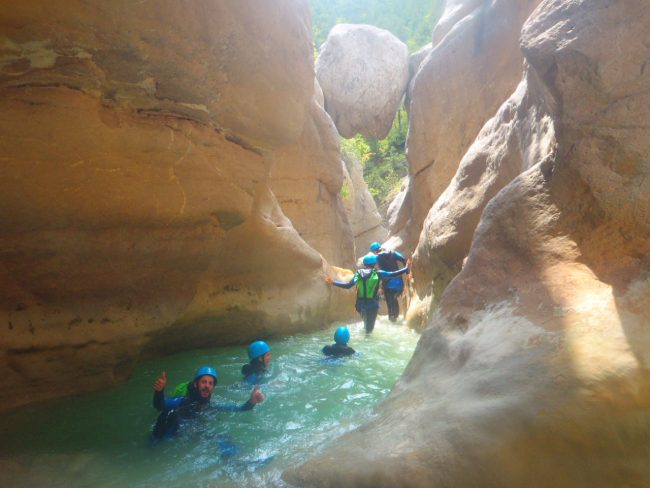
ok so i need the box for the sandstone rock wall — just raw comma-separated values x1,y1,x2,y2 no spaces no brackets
286,0,650,486
395,0,543,251
0,0,353,411
340,153,388,256
408,67,557,329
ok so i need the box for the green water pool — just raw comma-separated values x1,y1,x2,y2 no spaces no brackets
0,318,419,487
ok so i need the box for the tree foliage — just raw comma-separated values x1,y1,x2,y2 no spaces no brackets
340,108,409,210
310,0,443,52
312,1,443,211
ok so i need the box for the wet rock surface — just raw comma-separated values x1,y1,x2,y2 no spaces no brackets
286,0,650,486
0,0,352,410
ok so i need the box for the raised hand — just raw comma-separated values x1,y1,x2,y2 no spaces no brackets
250,384,265,404
153,371,167,391
323,275,333,285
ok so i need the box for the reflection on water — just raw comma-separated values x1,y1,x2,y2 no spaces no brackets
0,318,418,487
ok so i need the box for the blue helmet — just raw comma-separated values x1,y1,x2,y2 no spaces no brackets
362,253,378,266
370,242,382,252
194,366,218,382
334,326,350,345
248,340,271,361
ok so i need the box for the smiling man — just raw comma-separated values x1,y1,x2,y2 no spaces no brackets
151,366,264,440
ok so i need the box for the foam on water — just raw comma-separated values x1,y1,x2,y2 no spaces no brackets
0,318,418,487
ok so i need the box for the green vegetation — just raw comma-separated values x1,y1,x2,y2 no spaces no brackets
310,0,443,52
340,108,409,210
311,0,443,211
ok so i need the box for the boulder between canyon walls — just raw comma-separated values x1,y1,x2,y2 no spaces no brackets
0,1,339,411
316,24,409,139
394,0,543,251
284,1,650,486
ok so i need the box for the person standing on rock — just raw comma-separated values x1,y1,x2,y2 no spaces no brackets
325,254,410,333
370,242,408,322
151,366,264,441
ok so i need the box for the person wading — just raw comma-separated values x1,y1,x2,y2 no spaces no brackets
325,254,410,333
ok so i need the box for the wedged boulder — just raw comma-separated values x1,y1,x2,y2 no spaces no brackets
408,66,557,329
394,0,543,251
316,24,409,139
284,0,650,486
0,0,347,411
340,153,388,256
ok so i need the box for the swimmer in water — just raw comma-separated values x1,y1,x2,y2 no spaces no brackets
322,326,356,357
151,366,264,440
241,340,272,384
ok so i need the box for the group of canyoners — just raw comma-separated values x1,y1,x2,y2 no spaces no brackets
151,242,410,440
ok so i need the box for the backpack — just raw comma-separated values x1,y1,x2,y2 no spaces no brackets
355,269,380,299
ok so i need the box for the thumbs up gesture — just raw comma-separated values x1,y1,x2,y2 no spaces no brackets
153,371,167,391
250,384,265,404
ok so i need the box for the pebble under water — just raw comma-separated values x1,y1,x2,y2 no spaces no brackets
0,318,419,487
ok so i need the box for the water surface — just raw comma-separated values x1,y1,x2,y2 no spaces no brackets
0,319,418,487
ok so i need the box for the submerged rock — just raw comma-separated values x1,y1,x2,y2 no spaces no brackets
316,24,409,139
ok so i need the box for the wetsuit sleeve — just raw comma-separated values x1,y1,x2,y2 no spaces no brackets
243,374,258,385
332,272,358,289
378,266,409,280
394,251,406,266
153,390,185,411
212,400,255,412
153,390,164,410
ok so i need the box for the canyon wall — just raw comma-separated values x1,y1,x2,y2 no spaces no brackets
0,0,354,411
286,0,650,486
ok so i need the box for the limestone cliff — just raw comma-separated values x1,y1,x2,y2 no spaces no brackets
285,0,650,486
0,1,353,411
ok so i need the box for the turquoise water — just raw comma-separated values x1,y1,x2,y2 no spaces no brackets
0,318,418,487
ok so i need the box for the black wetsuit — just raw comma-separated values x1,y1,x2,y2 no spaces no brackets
377,250,407,321
151,382,253,439
322,343,356,357
333,266,409,333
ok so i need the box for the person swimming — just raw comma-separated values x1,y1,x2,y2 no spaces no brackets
151,366,264,440
242,340,272,384
322,326,356,357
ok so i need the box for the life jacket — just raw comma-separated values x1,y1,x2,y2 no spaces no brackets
355,269,380,299
171,381,190,398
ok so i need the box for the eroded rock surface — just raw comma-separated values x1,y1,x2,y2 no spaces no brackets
285,0,650,486
0,1,351,410
408,68,557,329
316,24,409,139
340,153,388,255
394,0,543,250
